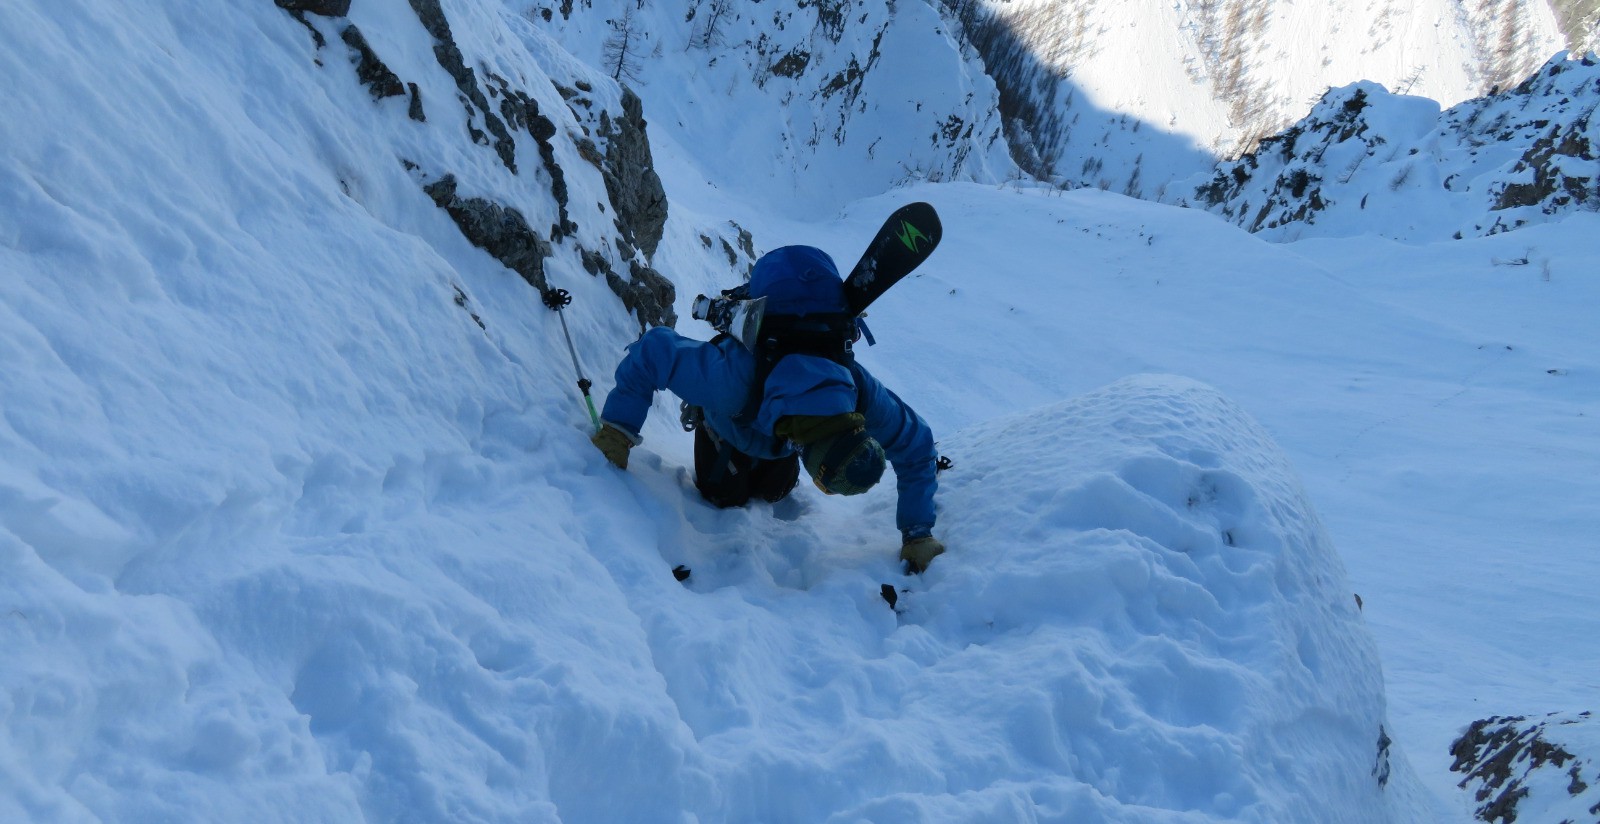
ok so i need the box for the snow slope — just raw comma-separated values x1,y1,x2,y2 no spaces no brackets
4,0,1599,822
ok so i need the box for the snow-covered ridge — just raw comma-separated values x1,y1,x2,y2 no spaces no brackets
528,0,1017,217
521,0,1588,242
1450,712,1600,823
1172,52,1600,241
939,0,1568,196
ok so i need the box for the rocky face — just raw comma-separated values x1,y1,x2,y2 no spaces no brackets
1189,85,1378,233
423,175,554,296
277,1,679,330
1484,58,1599,224
407,0,520,173
275,0,350,17
1451,712,1600,823
598,88,668,261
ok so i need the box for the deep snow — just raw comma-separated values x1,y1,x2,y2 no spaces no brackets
3,1,1597,822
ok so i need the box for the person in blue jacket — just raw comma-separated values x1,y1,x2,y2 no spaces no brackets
589,245,945,573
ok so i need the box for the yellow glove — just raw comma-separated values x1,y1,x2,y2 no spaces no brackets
901,535,945,574
590,424,636,469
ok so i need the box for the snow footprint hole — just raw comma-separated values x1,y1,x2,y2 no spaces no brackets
1090,459,1228,552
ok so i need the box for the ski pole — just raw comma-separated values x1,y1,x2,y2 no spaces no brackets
542,288,602,432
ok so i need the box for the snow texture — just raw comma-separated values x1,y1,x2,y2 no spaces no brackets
3,0,1597,822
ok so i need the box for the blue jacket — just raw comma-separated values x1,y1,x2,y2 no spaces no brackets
601,326,938,533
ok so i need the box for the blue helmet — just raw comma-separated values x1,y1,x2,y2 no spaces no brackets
749,246,846,316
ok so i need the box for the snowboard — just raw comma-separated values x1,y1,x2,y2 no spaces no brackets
841,201,942,318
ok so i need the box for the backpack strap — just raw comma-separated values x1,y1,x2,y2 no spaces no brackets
732,345,784,425
846,359,869,414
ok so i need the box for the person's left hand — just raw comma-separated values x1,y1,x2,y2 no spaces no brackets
900,535,945,574
591,425,634,469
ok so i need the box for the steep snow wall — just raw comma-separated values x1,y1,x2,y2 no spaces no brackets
0,1,720,816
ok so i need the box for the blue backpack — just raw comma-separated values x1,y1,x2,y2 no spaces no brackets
735,246,865,423
688,245,867,426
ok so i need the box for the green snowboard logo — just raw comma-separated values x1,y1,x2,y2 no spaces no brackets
896,220,930,253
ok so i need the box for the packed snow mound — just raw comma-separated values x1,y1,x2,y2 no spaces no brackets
913,375,1437,822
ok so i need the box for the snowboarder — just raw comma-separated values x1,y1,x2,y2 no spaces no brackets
589,245,945,573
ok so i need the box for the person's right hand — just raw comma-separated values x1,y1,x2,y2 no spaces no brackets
901,535,945,574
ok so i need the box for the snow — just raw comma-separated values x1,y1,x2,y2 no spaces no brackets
3,0,1597,822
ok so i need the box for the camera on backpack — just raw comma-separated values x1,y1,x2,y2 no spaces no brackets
690,284,753,335
690,294,739,333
